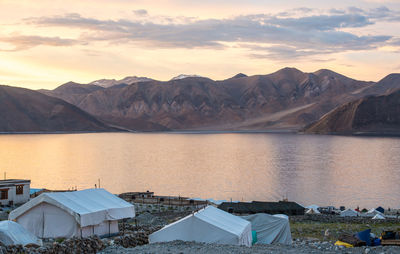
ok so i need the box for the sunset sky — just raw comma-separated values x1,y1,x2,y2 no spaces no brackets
1,0,400,89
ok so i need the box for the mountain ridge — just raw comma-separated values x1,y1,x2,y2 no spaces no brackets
1,67,398,133
37,67,381,131
304,74,400,135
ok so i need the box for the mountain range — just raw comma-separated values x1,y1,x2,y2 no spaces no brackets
2,67,400,134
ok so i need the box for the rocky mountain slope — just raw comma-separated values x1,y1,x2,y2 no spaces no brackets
0,85,115,133
304,74,400,135
39,68,374,131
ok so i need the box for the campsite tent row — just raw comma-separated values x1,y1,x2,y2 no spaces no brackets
8,189,135,238
340,208,386,218
4,188,293,247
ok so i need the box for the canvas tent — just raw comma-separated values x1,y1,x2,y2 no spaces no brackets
0,221,42,246
340,209,359,217
9,188,135,238
241,213,292,244
306,208,320,214
149,206,252,246
306,205,320,210
364,209,383,217
372,214,385,220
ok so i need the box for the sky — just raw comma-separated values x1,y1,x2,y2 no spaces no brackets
0,0,400,89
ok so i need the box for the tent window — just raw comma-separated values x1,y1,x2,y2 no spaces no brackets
0,189,8,200
16,185,24,195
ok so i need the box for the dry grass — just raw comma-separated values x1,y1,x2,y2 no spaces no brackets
291,221,400,241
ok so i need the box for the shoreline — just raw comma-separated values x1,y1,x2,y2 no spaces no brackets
0,129,299,135
1,129,400,137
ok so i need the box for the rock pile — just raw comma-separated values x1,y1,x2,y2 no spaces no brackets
119,222,163,235
2,236,105,254
113,233,149,248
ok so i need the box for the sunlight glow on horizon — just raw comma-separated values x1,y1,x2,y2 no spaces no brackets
0,0,400,89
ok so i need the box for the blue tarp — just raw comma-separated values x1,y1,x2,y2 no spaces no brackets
29,188,43,195
355,229,371,246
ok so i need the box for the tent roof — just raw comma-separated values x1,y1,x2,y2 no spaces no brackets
306,205,320,209
242,213,292,244
195,206,250,236
343,209,357,213
372,214,385,219
367,208,383,215
306,208,320,214
150,206,252,246
218,201,304,215
0,221,41,246
9,188,135,227
340,209,359,217
160,206,250,237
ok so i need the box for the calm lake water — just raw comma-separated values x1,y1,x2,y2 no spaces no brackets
1,132,400,208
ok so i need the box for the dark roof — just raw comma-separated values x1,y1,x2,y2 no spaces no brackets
218,201,304,215
0,179,30,182
376,206,385,213
0,179,30,186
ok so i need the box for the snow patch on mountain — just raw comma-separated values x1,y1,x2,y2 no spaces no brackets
171,74,203,81
89,76,152,88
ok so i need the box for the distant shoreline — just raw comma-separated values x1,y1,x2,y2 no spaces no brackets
1,129,400,137
0,129,297,135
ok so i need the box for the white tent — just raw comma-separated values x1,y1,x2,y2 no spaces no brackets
0,221,42,246
149,206,252,247
372,214,385,220
306,208,320,214
241,213,292,244
340,209,359,217
306,205,320,210
9,188,135,238
364,209,384,217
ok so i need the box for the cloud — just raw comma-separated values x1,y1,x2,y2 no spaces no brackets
0,35,82,51
390,38,400,44
133,9,148,16
17,6,400,59
247,45,338,61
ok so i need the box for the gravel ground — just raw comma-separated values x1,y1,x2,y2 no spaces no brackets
99,240,400,254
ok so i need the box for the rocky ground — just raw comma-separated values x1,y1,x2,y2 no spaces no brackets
100,240,400,254
3,212,400,253
290,214,400,241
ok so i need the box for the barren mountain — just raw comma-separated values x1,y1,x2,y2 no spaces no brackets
40,68,375,131
304,74,400,135
39,81,104,105
0,85,114,133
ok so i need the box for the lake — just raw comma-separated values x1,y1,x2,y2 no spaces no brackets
1,132,399,209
